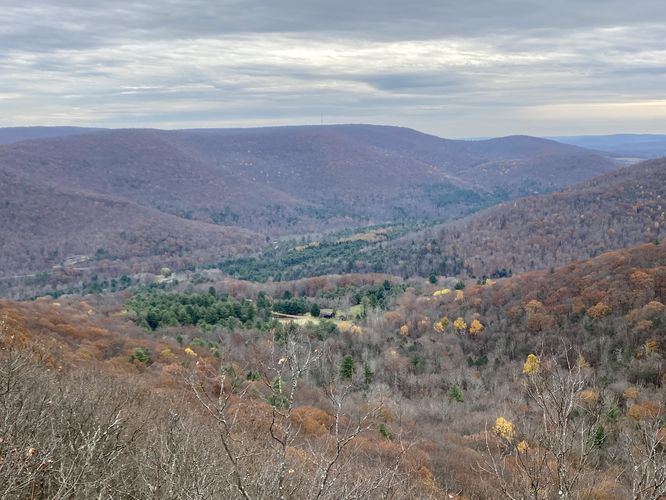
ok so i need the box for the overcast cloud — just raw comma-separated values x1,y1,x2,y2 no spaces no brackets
2,0,666,136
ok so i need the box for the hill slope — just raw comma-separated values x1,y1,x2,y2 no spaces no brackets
386,158,666,278
0,129,301,224
0,124,620,285
2,241,664,499
0,165,261,280
178,125,617,203
0,126,104,145
0,125,617,229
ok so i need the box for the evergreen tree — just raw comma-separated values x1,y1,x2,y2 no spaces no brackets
447,384,464,403
340,355,355,380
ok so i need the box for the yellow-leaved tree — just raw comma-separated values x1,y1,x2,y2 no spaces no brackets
522,353,540,375
338,321,353,333
482,351,604,499
494,417,515,441
453,317,467,333
469,319,484,336
516,440,529,453
434,317,449,333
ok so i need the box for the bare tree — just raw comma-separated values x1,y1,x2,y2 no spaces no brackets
624,412,666,500
188,322,419,499
479,351,603,499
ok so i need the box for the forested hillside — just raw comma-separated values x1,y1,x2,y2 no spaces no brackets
3,0,664,497
0,164,261,282
178,126,616,202
2,126,662,498
385,157,666,278
0,126,103,145
0,125,619,289
1,241,664,498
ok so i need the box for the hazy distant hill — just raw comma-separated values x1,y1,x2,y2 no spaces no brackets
0,164,261,280
0,125,618,231
388,158,666,278
0,124,621,282
551,133,666,159
0,129,302,228
179,125,617,201
0,126,104,145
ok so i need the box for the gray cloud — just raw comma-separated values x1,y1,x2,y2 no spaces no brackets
2,1,666,136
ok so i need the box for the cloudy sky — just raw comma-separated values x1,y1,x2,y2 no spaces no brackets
2,0,666,137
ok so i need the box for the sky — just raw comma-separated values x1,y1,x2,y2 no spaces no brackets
2,0,666,137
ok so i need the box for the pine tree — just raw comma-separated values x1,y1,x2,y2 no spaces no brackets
340,355,355,380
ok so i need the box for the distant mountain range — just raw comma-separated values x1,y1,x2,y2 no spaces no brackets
0,126,105,145
550,134,666,159
0,124,624,280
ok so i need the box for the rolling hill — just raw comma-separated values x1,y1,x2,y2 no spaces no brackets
0,164,261,282
177,125,618,203
0,126,104,145
0,124,621,287
0,126,618,230
386,157,666,278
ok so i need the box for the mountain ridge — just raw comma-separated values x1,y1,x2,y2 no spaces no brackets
386,157,666,278
0,124,623,287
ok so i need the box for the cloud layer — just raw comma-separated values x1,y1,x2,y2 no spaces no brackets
3,1,666,136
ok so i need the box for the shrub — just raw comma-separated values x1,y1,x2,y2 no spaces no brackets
592,425,606,448
129,347,152,365
448,385,464,403
379,423,394,440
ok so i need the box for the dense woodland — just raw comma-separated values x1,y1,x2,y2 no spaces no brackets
1,242,664,498
385,158,666,278
0,126,618,290
1,127,665,498
205,157,666,284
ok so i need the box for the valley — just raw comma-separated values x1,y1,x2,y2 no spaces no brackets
1,125,664,499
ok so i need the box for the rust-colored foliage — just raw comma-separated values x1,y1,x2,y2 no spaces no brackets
291,406,334,437
587,302,611,320
623,387,641,400
469,319,484,336
628,400,662,420
577,389,600,405
383,311,405,328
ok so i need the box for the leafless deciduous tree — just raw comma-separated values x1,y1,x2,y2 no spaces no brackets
479,351,604,499
188,323,420,499
624,412,666,500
